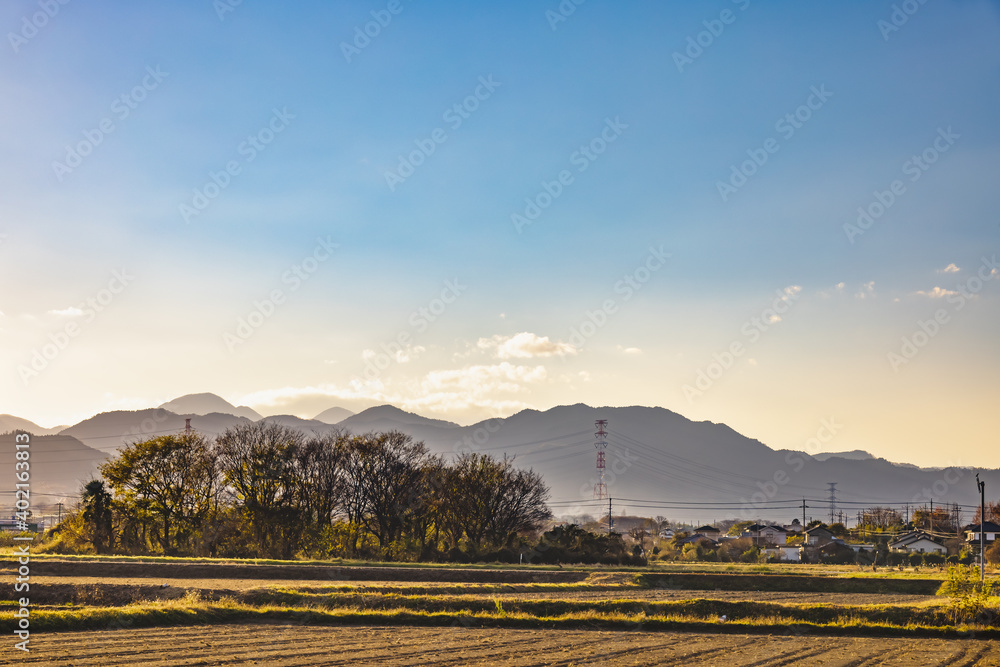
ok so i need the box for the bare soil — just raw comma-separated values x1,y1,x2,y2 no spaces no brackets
23,576,941,607
9,624,1000,666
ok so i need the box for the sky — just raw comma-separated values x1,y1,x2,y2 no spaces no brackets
2,0,999,468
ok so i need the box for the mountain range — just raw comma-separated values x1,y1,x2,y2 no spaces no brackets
3,393,996,524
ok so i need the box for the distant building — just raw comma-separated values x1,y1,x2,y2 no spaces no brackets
804,526,836,546
964,522,1000,550
764,545,802,562
783,518,804,534
742,523,787,545
691,525,721,540
658,528,675,539
889,531,946,555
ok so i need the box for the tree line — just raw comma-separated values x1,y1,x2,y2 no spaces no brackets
58,422,554,561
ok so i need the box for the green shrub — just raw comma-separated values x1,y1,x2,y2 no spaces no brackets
937,565,996,622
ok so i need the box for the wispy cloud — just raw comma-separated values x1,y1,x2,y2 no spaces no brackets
48,307,84,317
937,263,960,274
477,332,577,359
855,281,876,299
916,286,959,299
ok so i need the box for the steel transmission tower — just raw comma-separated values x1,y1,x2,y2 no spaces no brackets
594,419,608,500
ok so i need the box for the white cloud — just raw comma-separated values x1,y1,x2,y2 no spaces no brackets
855,281,876,299
937,263,960,274
916,286,959,299
48,306,84,317
616,345,642,355
421,362,547,393
477,332,577,359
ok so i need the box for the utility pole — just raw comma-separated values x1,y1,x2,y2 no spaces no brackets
802,499,806,527
977,474,986,583
57,502,63,524
930,499,933,534
827,482,838,525
608,496,613,534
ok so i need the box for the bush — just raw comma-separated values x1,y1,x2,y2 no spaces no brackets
924,552,946,566
886,551,908,566
937,565,996,622
908,552,925,567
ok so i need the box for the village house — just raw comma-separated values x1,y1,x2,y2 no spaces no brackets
964,521,1000,552
741,523,788,545
804,525,836,546
888,531,946,555
691,525,722,541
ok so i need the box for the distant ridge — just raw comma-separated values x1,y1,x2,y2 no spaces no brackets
813,450,875,462
0,414,61,435
340,405,460,430
158,393,262,420
313,406,355,424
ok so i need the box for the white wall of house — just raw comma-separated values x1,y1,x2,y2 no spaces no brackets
891,538,946,555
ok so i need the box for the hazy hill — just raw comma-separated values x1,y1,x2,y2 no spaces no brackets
9,401,997,523
0,433,107,497
341,403,998,525
313,406,355,424
158,393,262,421
0,414,62,436
813,450,875,462
260,414,343,434
59,409,250,453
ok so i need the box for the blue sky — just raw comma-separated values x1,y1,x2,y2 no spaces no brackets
2,0,999,467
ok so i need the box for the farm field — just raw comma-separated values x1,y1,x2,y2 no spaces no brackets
3,558,998,665
12,624,1000,666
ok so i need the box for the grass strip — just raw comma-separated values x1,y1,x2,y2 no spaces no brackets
4,600,999,640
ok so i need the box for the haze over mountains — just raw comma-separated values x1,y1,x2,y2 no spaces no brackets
4,393,996,522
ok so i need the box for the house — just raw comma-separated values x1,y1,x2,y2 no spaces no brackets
677,533,718,548
964,522,1000,550
889,531,946,555
692,525,721,540
741,523,788,545
764,545,802,562
658,528,675,539
804,526,836,546
849,544,876,554
784,518,804,534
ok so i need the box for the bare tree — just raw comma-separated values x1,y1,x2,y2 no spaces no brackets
101,432,215,554
344,431,437,550
215,421,303,557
